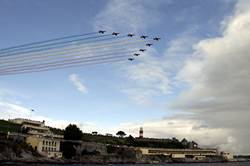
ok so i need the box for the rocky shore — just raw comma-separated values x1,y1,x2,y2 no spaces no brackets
1,140,242,165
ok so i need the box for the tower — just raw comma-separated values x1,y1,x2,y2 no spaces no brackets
139,127,143,138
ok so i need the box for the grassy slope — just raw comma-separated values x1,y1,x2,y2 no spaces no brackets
0,119,21,134
0,119,186,149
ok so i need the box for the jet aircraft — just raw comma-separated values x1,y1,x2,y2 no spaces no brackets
153,37,161,41
146,43,153,47
112,32,120,36
127,33,135,37
98,30,106,34
139,49,146,52
140,35,148,39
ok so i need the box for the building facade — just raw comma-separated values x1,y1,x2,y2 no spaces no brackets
10,118,63,158
137,147,218,159
26,135,62,158
10,118,50,134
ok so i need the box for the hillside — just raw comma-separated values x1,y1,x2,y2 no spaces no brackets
0,120,21,134
0,119,193,149
81,133,186,149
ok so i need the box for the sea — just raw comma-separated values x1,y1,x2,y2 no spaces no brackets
2,162,250,166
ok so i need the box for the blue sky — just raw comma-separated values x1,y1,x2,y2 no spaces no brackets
2,0,250,154
0,0,235,126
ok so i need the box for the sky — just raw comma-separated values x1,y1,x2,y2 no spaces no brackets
0,0,250,154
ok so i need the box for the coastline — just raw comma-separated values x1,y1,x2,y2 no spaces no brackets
1,161,250,165
1,158,249,165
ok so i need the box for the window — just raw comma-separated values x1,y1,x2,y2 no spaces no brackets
42,147,44,151
55,142,57,146
46,141,48,145
43,140,45,145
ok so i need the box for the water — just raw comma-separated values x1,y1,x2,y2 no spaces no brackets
2,162,250,166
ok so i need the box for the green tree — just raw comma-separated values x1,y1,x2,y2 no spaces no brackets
116,131,126,138
126,135,136,146
64,124,83,140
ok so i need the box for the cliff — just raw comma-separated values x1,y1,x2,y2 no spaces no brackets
0,140,40,161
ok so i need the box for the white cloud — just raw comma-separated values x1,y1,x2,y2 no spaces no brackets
0,0,248,155
0,101,31,119
94,0,250,154
93,0,184,104
120,48,171,105
170,0,250,154
0,90,98,133
120,33,197,104
94,0,166,33
1,105,97,133
0,88,104,133
114,118,232,150
69,73,88,94
94,0,173,104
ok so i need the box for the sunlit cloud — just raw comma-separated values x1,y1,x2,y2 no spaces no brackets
69,73,88,94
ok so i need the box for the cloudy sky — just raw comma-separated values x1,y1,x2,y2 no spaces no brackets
1,0,250,154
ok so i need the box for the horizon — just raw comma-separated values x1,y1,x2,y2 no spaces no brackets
1,0,250,155
2,117,206,148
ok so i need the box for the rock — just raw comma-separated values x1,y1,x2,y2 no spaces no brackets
0,153,7,160
20,150,33,159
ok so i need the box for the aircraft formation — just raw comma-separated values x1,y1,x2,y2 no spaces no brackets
0,30,160,76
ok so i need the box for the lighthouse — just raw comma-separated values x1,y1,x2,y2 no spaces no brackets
139,127,143,138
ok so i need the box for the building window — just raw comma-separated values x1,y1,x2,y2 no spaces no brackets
42,147,44,151
55,142,57,146
49,141,51,146
46,141,48,145
43,140,45,145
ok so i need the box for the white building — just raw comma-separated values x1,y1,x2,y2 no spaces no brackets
26,135,62,158
10,118,63,158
